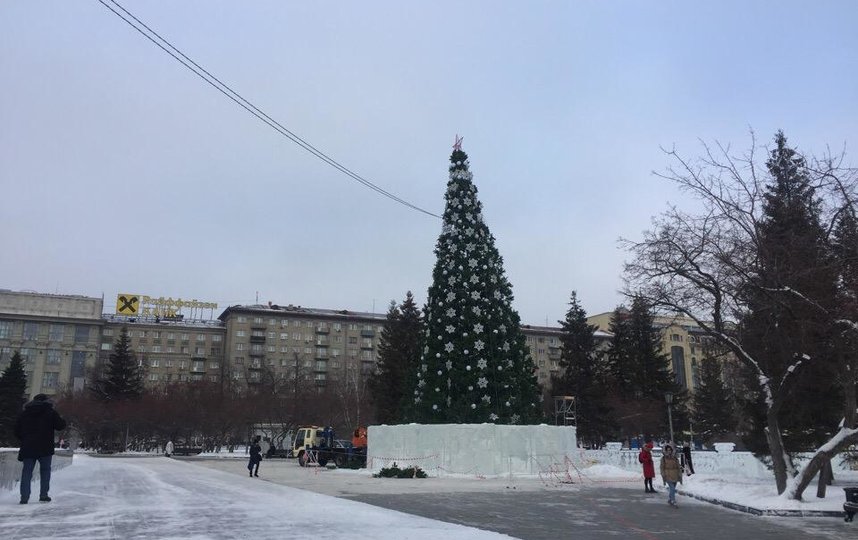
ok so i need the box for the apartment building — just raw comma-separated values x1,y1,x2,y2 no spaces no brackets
99,314,227,387
2,288,613,396
0,290,103,398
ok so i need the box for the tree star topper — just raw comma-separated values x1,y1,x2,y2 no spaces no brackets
453,134,464,151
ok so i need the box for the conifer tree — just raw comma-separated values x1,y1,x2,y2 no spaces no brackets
95,326,144,401
0,352,27,445
410,141,542,424
550,292,613,443
369,292,422,424
605,307,635,394
692,357,735,444
628,296,674,399
742,131,841,451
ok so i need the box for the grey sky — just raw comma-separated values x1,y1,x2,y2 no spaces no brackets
1,1,856,325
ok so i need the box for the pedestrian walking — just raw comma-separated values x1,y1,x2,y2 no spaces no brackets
638,441,656,493
164,440,174,458
14,394,67,504
681,442,694,475
660,443,683,507
248,436,262,477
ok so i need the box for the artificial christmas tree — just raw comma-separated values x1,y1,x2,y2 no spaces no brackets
410,139,542,424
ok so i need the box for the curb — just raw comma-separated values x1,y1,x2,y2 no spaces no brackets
677,489,845,518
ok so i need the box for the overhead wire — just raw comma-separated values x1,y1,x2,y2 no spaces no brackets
95,0,440,218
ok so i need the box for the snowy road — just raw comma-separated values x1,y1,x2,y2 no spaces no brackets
0,455,512,540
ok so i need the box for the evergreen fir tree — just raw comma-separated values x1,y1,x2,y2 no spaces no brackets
410,142,542,424
605,307,635,394
0,352,27,445
95,326,144,401
369,292,422,424
628,296,675,399
691,357,735,444
550,292,613,443
742,131,841,451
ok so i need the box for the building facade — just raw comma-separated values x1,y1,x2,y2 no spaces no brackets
0,290,104,398
2,289,604,397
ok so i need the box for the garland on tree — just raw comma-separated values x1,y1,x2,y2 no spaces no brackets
410,140,542,424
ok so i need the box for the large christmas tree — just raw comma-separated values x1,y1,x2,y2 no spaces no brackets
410,139,542,424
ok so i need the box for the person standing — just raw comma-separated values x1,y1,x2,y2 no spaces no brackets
681,442,695,475
164,440,174,458
660,443,683,507
638,441,656,493
14,394,67,504
247,436,262,477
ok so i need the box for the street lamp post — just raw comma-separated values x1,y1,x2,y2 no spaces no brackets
665,392,675,444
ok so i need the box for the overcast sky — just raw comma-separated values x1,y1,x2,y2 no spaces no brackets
1,1,856,325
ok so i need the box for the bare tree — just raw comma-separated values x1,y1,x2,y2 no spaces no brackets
623,131,858,498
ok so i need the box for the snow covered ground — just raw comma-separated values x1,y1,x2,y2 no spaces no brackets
0,455,513,540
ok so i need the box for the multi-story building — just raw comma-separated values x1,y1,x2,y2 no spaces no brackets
2,288,617,396
0,290,103,398
587,311,717,393
218,304,387,389
521,324,612,387
99,314,227,388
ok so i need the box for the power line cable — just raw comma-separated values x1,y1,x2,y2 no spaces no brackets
96,0,440,218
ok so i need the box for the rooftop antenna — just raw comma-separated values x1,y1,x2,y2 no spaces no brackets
256,291,259,304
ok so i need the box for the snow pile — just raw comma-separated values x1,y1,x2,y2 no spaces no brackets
576,464,641,481
679,472,858,512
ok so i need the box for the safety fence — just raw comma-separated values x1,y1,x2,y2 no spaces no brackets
0,449,74,491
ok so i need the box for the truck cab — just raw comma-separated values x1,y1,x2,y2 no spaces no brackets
292,426,334,466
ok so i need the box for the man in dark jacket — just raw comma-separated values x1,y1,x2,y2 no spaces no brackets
14,394,67,504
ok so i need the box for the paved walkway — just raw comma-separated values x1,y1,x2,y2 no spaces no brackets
193,458,856,540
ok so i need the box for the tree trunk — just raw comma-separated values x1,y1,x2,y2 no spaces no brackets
765,413,789,494
816,460,832,498
784,427,858,500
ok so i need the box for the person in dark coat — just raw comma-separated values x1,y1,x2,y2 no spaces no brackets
638,441,656,493
247,436,262,477
681,442,695,475
14,394,67,504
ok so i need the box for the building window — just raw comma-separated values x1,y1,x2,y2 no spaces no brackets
167,346,174,353
293,333,302,341
181,346,189,354
209,361,219,370
150,359,160,367
331,349,340,357
348,323,358,331
304,347,311,354
139,345,147,353
348,336,358,345
234,356,244,365
209,375,218,382
165,359,174,368
267,345,276,353
50,324,65,341
101,343,112,351
152,331,160,339
538,359,545,367
138,330,147,338
280,346,288,353
153,345,161,353
671,346,687,390
269,318,277,326
149,373,159,381
41,372,59,389
212,335,222,342
195,347,205,355
0,321,12,339
236,330,246,338
181,333,189,341
71,325,90,343
254,317,263,324
197,334,206,342
193,360,205,371
179,360,188,369
23,322,39,340
251,344,263,353
280,333,289,340
232,370,242,380
237,316,246,323
102,327,113,337
251,330,265,338
293,320,301,327
167,332,175,340
333,323,341,331
236,343,245,351
210,347,221,356
670,334,683,342
45,349,61,364
268,331,276,339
